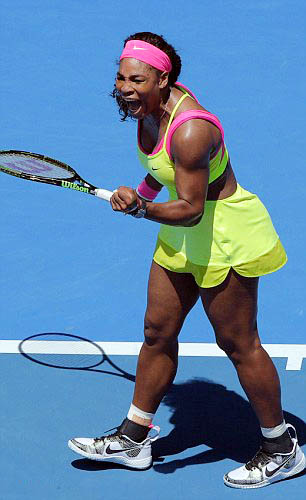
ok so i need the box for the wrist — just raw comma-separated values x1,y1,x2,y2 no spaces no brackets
136,179,159,202
130,198,147,218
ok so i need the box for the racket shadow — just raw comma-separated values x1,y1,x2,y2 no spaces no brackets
18,332,135,382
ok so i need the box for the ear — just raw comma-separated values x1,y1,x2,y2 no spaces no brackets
158,71,169,89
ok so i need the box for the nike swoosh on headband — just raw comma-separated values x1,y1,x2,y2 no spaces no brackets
120,40,172,72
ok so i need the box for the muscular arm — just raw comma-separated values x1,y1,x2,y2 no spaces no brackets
144,120,213,226
112,119,216,226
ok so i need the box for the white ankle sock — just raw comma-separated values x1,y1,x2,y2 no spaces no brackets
261,420,287,439
127,404,155,426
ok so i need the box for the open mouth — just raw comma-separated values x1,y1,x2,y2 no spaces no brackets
124,99,142,116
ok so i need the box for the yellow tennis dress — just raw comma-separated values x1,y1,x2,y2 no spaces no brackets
137,83,287,288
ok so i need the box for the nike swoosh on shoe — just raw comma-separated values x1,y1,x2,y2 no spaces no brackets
105,444,139,455
265,452,296,478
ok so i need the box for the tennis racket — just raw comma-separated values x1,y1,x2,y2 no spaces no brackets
19,333,135,382
0,150,114,201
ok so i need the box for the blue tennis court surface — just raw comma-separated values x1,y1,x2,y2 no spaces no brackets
1,1,305,498
1,354,305,499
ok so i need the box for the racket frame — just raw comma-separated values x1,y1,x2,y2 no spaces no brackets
0,150,113,201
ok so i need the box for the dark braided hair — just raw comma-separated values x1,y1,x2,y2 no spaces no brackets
111,32,182,121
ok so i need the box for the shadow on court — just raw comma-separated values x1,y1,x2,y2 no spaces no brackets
17,334,306,474
18,332,135,381
68,375,305,475
152,378,306,474
71,459,151,472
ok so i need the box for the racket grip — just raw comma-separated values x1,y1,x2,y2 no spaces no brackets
94,188,117,201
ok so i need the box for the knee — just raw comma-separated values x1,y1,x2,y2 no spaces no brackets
143,313,178,348
215,324,260,363
215,334,237,359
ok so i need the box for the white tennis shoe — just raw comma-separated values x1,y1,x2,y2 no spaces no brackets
224,424,305,489
68,425,160,469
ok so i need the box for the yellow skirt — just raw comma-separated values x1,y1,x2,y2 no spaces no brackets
153,184,287,288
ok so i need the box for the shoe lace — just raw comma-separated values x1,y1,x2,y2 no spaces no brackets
245,447,272,471
94,428,123,443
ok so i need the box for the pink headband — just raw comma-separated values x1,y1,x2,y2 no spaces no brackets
120,40,172,73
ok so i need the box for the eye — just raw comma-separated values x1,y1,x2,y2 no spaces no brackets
131,77,145,83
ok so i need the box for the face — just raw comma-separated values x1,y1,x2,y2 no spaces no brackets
116,58,164,119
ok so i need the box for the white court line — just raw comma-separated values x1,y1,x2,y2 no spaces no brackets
0,341,305,371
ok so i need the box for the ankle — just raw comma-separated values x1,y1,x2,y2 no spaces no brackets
127,403,155,427
261,420,293,454
118,418,150,443
262,430,293,454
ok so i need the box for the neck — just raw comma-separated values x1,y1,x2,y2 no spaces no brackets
150,87,171,126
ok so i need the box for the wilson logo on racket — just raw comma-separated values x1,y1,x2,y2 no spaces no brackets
1,164,15,172
61,180,89,193
0,150,114,202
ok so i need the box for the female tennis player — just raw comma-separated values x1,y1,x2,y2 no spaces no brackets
68,32,305,488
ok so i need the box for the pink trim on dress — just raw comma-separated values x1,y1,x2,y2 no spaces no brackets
138,82,197,156
137,121,164,155
165,110,225,160
137,83,224,159
175,82,199,102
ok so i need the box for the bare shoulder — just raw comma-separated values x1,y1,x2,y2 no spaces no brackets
172,85,210,115
170,88,222,156
171,119,215,166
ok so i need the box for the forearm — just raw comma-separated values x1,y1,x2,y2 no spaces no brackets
144,199,204,227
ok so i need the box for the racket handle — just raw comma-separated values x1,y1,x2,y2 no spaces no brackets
94,188,116,202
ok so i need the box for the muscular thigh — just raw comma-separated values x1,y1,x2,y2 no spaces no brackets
199,269,259,352
145,261,199,339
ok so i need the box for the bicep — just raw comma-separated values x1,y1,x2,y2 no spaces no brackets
175,161,209,210
171,120,213,209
